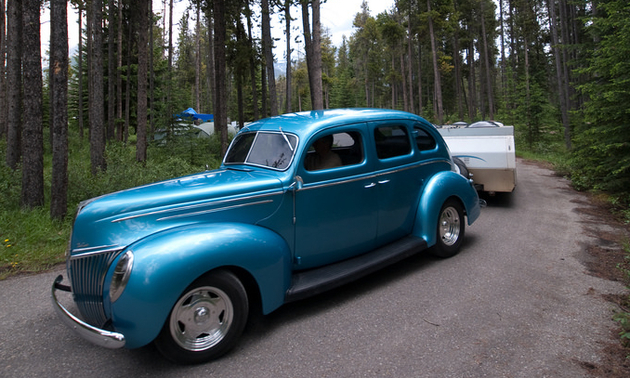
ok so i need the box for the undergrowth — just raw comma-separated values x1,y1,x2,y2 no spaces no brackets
613,241,630,352
0,129,222,279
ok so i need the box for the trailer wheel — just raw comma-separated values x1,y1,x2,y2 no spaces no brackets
452,157,470,179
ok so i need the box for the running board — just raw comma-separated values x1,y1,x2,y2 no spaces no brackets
285,235,427,303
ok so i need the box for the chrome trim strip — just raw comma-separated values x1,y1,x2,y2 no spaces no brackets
52,275,125,349
157,199,275,221
70,245,122,259
112,191,283,223
301,159,448,191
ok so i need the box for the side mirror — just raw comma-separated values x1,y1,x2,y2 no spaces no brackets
289,176,303,192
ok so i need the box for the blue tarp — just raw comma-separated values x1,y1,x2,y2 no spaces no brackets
174,108,214,122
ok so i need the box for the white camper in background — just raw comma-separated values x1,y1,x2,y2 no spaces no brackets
438,125,516,194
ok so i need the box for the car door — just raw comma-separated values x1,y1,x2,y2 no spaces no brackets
293,125,378,270
368,121,438,247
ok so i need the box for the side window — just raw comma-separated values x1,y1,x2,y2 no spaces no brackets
414,126,437,151
305,131,364,171
374,125,411,159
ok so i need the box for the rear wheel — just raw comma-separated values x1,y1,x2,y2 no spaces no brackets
154,270,248,364
432,199,465,258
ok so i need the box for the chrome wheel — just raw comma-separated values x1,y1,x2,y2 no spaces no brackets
155,270,248,364
431,199,465,258
439,206,461,247
169,286,234,352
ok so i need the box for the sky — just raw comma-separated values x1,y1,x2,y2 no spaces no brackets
40,0,395,65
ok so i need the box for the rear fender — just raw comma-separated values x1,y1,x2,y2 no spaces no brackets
105,222,292,349
413,171,480,246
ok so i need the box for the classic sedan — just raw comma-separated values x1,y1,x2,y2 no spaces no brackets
52,108,481,364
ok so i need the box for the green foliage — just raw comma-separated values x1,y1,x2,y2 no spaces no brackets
613,242,630,350
571,0,630,197
0,129,221,279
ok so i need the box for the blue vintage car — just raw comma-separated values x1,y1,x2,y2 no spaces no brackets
52,108,481,364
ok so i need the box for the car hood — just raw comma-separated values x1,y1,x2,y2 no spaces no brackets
69,168,285,255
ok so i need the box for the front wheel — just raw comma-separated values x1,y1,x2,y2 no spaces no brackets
431,199,465,258
154,270,248,364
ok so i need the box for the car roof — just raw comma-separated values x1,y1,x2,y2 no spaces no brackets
239,108,430,140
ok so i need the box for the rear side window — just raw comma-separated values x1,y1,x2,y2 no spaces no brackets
414,126,437,151
374,125,411,159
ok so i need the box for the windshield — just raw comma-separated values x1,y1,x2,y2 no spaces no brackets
225,131,298,170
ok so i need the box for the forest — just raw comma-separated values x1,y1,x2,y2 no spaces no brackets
0,0,629,222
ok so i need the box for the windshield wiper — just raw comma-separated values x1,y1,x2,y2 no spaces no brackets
279,127,294,152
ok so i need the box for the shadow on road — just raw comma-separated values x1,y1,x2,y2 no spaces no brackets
479,191,514,208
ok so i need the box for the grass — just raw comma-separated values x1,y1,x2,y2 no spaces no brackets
0,128,223,279
613,241,630,350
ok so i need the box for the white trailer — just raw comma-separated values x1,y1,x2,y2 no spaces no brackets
438,126,516,193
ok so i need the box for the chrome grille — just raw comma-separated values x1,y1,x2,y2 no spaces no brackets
68,250,119,327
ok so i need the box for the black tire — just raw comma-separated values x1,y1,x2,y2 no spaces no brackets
154,270,248,364
452,156,470,179
431,199,466,258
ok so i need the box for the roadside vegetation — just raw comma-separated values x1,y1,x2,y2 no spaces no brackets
614,242,630,350
0,128,222,279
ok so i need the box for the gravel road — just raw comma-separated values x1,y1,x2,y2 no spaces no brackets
0,159,626,377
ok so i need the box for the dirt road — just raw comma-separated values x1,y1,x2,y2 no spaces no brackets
0,159,627,377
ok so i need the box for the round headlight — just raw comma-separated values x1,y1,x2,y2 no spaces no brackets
110,251,134,302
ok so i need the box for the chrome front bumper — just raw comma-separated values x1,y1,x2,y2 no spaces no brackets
51,275,126,349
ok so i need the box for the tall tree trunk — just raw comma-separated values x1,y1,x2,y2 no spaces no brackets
236,21,245,127
262,0,278,116
107,0,115,141
5,0,22,169
548,0,570,149
480,0,494,119
401,49,408,111
407,11,414,114
417,38,423,115
391,56,396,108
499,0,507,110
206,7,215,114
467,40,475,120
50,0,69,220
261,64,267,116
149,0,154,134
136,0,149,163
427,0,443,124
89,0,106,174
453,25,463,120
284,0,292,113
214,0,228,155
301,0,323,110
116,0,122,140
124,20,132,143
301,0,314,104
524,35,532,148
245,4,258,120
558,0,572,149
21,0,44,208
167,0,173,131
195,1,201,111
78,5,85,139
310,0,323,110
0,0,6,138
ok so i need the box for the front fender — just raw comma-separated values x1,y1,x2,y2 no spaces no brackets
413,171,480,246
105,222,292,349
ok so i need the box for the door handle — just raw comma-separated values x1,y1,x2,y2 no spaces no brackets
378,179,390,184
364,182,376,189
